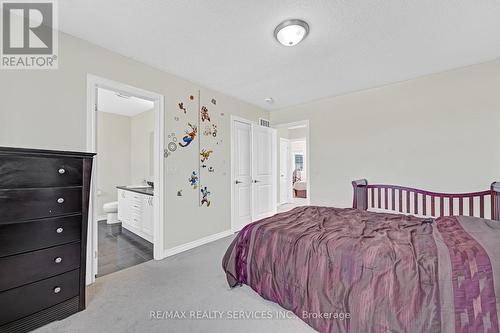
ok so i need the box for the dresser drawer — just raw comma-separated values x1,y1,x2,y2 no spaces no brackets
0,187,82,222
0,155,82,189
0,242,81,292
0,215,82,258
0,269,79,326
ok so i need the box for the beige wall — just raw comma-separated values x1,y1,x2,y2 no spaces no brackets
96,112,131,216
0,32,269,251
130,109,154,185
270,60,500,208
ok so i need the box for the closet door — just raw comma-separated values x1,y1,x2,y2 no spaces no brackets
252,125,277,221
232,121,253,231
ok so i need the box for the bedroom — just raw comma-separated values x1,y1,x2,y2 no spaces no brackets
0,1,500,333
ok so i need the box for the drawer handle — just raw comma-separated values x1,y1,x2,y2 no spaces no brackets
53,286,62,294
54,257,63,264
57,198,65,204
58,168,66,174
56,227,64,234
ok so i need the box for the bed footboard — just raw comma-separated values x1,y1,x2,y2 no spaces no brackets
352,179,500,221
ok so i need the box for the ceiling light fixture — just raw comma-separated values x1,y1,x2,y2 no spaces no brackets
274,19,309,46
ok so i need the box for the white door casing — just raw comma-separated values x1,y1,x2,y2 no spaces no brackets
86,74,165,285
279,138,292,204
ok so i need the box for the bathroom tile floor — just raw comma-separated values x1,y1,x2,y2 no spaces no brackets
97,220,153,278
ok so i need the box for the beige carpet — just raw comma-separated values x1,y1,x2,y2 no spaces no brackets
35,234,315,333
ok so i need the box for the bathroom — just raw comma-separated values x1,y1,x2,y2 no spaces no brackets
96,87,155,277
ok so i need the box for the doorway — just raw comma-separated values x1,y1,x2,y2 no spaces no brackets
274,121,310,212
231,117,277,232
86,75,165,285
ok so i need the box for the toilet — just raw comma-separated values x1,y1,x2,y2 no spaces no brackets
103,201,119,224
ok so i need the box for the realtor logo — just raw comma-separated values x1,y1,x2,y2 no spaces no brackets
1,0,58,69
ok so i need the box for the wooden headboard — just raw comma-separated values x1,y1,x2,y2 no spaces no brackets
352,179,500,221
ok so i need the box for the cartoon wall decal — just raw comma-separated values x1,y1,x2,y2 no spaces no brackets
208,166,214,173
203,125,211,136
177,190,183,196
168,142,177,152
203,124,218,137
200,106,211,122
178,102,187,114
174,116,180,121
200,149,213,163
179,123,197,147
189,95,194,100
220,112,225,117
188,171,199,189
164,150,171,158
211,98,217,105
200,186,211,207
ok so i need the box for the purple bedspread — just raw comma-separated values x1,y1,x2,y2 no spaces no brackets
222,206,500,333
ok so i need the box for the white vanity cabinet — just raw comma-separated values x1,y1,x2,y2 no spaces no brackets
117,189,153,242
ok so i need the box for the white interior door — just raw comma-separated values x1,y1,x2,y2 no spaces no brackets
252,125,277,221
279,138,291,204
233,120,253,231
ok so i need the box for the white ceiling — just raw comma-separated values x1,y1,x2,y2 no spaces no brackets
61,1,500,111
97,88,154,117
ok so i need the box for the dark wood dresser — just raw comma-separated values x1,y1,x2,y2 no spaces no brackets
0,147,95,332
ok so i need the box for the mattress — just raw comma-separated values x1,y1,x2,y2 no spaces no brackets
223,206,500,333
293,181,307,191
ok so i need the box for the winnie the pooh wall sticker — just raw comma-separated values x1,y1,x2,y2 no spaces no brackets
200,186,211,207
178,123,197,148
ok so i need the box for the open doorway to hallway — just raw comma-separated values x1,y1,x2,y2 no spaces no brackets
274,121,310,213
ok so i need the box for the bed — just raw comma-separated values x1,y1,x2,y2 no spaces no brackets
293,180,307,198
223,179,500,333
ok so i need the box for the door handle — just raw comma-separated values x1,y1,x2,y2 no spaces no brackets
253,180,260,183
235,180,243,184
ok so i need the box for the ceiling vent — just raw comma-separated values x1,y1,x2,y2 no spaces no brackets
259,118,270,127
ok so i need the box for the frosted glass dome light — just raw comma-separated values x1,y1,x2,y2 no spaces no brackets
274,19,309,46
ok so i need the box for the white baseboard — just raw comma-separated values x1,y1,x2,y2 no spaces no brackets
163,229,234,258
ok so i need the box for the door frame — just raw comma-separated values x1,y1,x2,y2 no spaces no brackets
273,120,311,206
86,74,165,285
279,137,293,205
230,116,277,232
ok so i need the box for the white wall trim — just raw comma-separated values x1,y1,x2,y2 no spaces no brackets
278,137,292,205
86,74,166,285
164,230,234,258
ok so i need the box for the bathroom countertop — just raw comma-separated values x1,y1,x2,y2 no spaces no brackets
116,186,154,196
